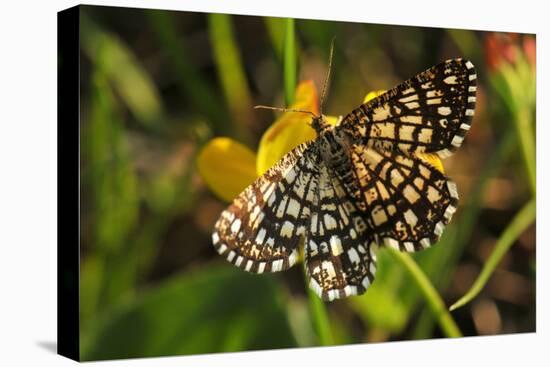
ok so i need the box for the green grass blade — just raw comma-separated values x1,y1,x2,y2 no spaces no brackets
386,249,462,338
283,18,297,106
147,10,227,134
501,61,536,196
80,15,163,130
208,13,254,144
410,131,517,339
449,198,536,311
304,272,334,346
264,17,285,62
514,106,536,196
489,63,536,197
282,19,333,345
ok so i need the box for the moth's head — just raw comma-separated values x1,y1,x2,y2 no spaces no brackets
310,114,329,135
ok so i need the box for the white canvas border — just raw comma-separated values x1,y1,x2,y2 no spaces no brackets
0,0,544,366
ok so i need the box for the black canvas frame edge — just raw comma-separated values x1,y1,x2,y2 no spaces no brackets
57,4,80,362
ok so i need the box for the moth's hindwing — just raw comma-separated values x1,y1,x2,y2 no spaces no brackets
350,145,459,252
304,162,377,301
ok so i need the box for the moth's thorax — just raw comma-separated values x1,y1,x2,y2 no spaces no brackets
318,127,352,167
311,115,332,135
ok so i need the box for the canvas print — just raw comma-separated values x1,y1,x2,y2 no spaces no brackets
58,4,536,361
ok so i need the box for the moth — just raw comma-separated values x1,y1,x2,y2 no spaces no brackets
212,54,476,301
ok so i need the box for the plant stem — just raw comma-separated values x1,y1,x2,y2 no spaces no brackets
283,18,296,107
515,108,536,196
283,19,333,345
305,274,334,346
387,249,462,338
449,198,536,311
411,131,516,339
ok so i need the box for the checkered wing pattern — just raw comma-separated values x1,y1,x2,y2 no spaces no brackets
213,142,319,274
212,58,476,302
341,58,476,158
304,162,377,301
350,145,458,252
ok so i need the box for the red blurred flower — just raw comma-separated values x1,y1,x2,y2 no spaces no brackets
485,32,536,72
485,33,519,72
522,35,536,68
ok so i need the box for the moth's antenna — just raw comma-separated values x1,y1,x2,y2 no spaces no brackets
254,105,317,118
320,37,336,116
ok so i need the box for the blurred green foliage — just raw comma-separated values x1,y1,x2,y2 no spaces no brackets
81,70,139,323
78,5,536,360
81,266,296,360
81,16,164,130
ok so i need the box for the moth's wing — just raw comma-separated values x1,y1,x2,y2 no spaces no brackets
350,145,458,252
340,58,477,158
213,141,319,273
304,162,377,301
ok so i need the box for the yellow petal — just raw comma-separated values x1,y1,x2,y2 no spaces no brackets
363,90,386,103
256,80,319,175
415,152,445,174
322,90,385,128
197,137,257,202
324,115,341,126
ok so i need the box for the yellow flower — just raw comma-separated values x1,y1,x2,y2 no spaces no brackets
196,136,257,202
197,82,443,202
197,80,332,202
